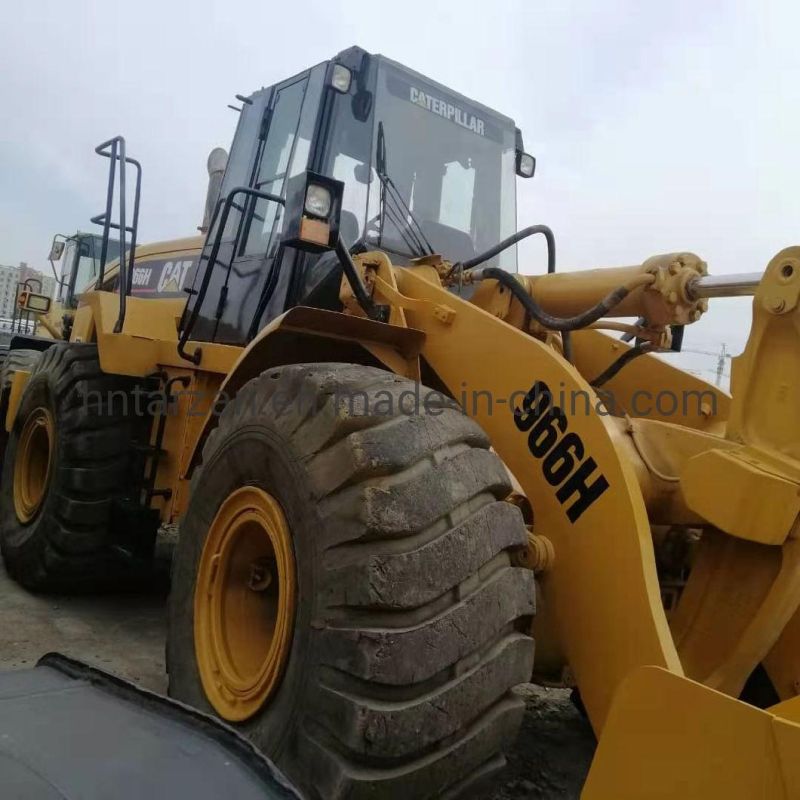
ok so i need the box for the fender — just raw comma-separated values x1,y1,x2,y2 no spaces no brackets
5,369,32,433
8,335,56,353
183,306,424,478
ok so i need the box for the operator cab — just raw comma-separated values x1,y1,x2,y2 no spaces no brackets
50,232,121,309
183,46,534,344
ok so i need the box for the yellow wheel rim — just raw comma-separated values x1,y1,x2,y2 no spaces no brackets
13,407,54,523
194,486,296,722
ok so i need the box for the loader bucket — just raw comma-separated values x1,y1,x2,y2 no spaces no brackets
582,666,800,799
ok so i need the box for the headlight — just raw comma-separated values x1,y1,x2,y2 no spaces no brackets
516,152,536,178
330,64,352,94
305,184,332,218
282,169,344,254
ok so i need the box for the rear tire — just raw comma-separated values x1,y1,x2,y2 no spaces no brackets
0,343,157,591
0,348,42,470
167,363,536,799
0,345,7,466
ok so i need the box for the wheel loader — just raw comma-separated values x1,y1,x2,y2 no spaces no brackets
35,228,202,341
0,231,127,414
2,45,800,799
0,201,204,466
5,135,222,351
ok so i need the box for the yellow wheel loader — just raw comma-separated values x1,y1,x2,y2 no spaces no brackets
0,234,94,454
0,200,206,467
0,232,126,427
3,45,800,798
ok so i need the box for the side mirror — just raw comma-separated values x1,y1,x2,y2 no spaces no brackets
281,170,344,253
516,151,536,178
351,90,373,122
18,291,52,315
48,240,65,262
353,163,372,185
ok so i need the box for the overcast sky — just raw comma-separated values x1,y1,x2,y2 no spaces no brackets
1,0,798,385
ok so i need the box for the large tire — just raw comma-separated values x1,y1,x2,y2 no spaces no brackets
1,349,43,396
0,345,7,465
0,343,157,591
167,363,536,800
0,348,42,468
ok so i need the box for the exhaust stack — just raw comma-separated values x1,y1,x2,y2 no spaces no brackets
199,147,228,233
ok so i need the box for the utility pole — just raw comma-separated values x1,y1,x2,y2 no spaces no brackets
682,343,732,388
715,343,727,387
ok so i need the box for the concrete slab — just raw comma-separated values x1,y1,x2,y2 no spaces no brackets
0,535,593,798
0,558,168,693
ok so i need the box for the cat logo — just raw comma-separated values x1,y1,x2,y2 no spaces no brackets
157,260,194,294
409,86,485,136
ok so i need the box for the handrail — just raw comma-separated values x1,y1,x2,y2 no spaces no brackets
91,136,142,333
177,182,389,364
177,186,285,364
12,278,43,333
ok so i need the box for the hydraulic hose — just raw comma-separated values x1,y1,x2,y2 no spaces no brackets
472,267,653,332
590,344,653,388
459,225,556,273
562,331,573,363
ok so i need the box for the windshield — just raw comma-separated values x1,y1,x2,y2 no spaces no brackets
58,240,77,302
60,234,121,306
366,60,518,269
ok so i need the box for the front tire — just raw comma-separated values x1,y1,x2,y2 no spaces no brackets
167,363,536,799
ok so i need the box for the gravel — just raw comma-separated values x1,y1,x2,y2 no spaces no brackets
491,684,595,798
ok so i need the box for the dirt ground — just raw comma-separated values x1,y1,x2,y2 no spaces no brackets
0,534,594,798
493,684,595,799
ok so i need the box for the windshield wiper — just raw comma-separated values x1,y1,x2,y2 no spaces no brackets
375,122,434,258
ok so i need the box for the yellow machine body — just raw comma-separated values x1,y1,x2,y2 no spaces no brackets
7,232,800,797
19,236,203,341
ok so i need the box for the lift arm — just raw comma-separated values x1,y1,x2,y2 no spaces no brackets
384,250,800,799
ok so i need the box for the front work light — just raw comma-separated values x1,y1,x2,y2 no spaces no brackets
282,170,344,253
516,152,536,178
18,290,52,315
305,183,332,218
330,64,352,94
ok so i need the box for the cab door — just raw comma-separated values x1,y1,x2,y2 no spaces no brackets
185,66,324,345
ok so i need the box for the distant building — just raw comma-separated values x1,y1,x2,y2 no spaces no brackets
0,262,57,328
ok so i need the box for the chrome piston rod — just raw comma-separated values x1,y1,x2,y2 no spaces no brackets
688,272,763,299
